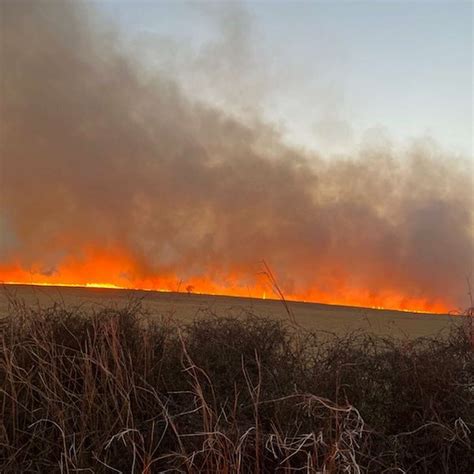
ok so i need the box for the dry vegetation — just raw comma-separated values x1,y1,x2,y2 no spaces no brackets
1,299,473,473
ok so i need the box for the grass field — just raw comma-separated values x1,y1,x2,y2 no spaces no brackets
0,284,462,339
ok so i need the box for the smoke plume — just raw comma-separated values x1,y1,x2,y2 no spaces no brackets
1,1,472,311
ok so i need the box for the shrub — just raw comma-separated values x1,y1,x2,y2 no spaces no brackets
1,301,472,472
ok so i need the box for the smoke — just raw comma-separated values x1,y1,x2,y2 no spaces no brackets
1,1,472,310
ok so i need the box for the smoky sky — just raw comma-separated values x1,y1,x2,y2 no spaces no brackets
1,1,472,308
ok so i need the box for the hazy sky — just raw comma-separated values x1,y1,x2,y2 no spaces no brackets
98,0,473,157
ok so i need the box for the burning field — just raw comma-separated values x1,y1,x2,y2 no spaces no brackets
0,1,472,314
0,3,473,471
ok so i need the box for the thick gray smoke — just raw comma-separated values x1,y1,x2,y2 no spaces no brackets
1,1,472,309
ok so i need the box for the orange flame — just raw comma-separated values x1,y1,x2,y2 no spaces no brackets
0,247,450,314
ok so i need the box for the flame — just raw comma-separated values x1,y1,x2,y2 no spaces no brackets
0,246,451,314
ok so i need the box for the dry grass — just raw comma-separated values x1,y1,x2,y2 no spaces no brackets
1,299,473,473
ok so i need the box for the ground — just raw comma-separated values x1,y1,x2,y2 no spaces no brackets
1,283,460,338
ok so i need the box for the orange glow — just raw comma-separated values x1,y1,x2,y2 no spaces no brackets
0,247,450,314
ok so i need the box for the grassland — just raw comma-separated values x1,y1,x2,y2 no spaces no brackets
1,286,473,473
0,284,462,339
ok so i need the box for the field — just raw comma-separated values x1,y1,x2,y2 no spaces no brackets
1,284,472,472
0,284,461,339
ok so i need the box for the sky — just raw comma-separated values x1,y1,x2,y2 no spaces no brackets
98,0,473,157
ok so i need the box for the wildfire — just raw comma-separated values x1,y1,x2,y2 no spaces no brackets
2,1,470,322
0,247,450,314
